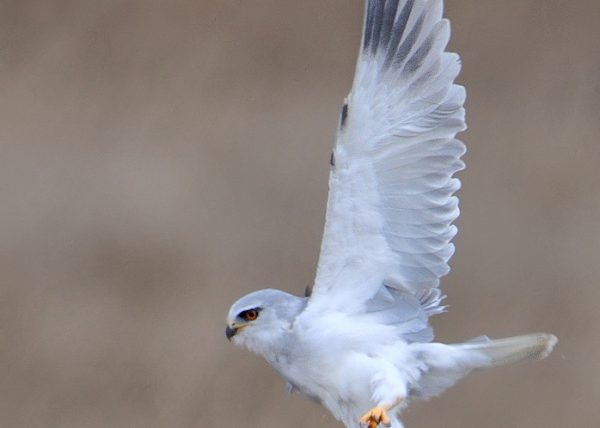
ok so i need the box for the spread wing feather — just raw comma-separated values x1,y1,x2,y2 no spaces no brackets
307,0,466,318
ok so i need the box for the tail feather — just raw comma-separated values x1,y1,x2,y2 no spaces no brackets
454,333,558,368
412,333,557,400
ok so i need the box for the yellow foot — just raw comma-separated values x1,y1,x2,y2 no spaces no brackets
359,406,391,428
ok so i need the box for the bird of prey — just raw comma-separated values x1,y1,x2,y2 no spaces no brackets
225,1,557,427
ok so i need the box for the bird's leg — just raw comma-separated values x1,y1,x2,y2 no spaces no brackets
359,397,403,428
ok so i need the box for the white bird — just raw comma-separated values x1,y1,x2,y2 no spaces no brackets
225,1,557,427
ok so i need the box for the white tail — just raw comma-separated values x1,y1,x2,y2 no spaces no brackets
454,333,558,368
413,333,557,400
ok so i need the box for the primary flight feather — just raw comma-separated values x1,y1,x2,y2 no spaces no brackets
225,1,557,427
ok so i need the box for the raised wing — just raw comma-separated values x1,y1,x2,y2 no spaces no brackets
308,0,466,314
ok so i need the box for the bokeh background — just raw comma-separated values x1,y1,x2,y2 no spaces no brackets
1,1,599,427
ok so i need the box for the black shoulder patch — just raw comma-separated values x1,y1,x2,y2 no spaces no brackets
329,151,335,167
340,102,348,128
304,284,313,297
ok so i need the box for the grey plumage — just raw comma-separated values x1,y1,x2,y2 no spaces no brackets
225,1,557,427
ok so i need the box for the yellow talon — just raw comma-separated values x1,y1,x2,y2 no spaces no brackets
359,397,404,428
359,406,391,428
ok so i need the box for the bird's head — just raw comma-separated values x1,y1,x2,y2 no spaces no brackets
225,289,307,354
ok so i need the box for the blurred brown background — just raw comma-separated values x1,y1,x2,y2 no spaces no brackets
1,1,599,427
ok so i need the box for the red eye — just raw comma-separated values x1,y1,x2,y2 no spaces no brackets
245,310,258,321
242,309,258,321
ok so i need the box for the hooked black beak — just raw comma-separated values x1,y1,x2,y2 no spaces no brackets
225,325,238,341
